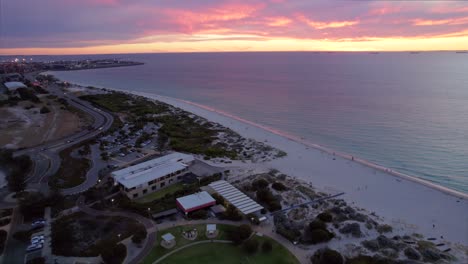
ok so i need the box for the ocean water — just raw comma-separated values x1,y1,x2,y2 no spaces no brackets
5,52,468,193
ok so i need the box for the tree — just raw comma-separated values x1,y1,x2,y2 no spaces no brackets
101,243,126,264
40,106,50,114
309,220,326,231
262,240,273,253
222,204,242,221
311,248,343,264
252,178,269,190
243,239,259,254
305,229,334,244
131,226,147,244
7,170,26,194
317,212,333,222
271,182,287,191
238,224,253,241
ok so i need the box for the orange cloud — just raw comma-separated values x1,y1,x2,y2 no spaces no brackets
430,5,468,14
267,17,292,27
297,14,359,29
413,17,468,26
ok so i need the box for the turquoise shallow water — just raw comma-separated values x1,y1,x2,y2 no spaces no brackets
6,52,467,193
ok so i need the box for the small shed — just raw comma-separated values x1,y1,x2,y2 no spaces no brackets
207,224,216,234
161,233,175,243
4,82,27,91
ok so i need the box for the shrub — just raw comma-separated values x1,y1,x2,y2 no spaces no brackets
189,210,208,220
0,230,7,255
271,182,287,191
309,220,326,231
13,230,34,242
339,223,362,238
101,243,127,264
131,226,147,244
40,106,50,114
238,224,252,240
252,179,269,190
261,240,273,253
276,226,301,242
222,204,242,221
311,248,343,264
0,218,11,227
26,257,45,264
243,239,259,254
376,224,393,234
317,212,333,222
307,229,334,244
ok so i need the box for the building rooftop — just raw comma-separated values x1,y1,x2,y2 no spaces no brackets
176,191,215,211
162,233,175,242
4,81,27,91
111,152,194,189
208,180,264,215
207,224,216,232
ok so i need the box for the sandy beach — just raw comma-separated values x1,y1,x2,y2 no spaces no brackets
113,91,468,247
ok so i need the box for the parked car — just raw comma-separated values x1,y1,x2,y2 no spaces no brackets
31,235,45,243
31,238,44,244
26,243,43,252
31,220,46,229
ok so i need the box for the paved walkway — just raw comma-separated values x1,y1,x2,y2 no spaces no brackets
154,240,232,264
61,144,106,195
75,197,309,263
153,218,309,263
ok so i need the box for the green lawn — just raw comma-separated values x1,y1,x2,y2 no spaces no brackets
159,237,299,264
135,183,185,204
141,224,237,264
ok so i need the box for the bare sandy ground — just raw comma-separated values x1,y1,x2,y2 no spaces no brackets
0,100,82,148
125,91,468,247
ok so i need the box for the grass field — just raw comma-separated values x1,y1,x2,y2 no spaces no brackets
141,224,299,264
141,224,236,264
159,236,299,264
135,183,184,204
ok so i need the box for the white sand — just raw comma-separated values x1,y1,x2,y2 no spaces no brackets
127,92,468,246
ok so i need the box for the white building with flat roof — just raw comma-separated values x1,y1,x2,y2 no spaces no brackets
112,152,194,199
208,180,264,215
176,191,216,214
4,81,27,91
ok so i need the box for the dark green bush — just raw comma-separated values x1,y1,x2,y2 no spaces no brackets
317,212,333,222
243,239,259,254
311,248,343,264
262,240,273,253
271,182,287,191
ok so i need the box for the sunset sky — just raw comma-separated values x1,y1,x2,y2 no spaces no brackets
1,0,467,55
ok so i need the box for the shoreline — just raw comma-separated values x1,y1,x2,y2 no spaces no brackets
100,85,467,200
48,74,468,244
148,94,468,200
44,72,467,199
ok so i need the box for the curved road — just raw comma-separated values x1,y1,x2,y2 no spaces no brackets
14,82,114,187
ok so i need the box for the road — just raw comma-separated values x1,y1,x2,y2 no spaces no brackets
3,76,114,263
14,81,114,187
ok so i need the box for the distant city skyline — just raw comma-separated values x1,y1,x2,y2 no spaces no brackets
1,0,467,55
